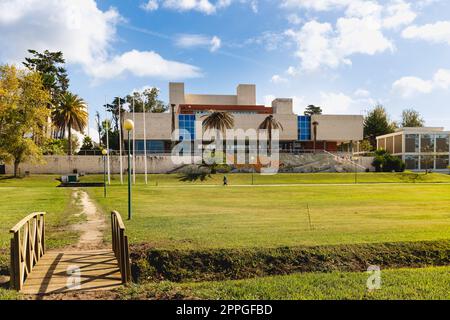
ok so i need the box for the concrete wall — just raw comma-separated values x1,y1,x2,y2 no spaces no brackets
5,155,193,175
229,114,298,141
124,113,173,140
185,94,238,105
311,115,364,142
237,84,256,105
272,99,294,114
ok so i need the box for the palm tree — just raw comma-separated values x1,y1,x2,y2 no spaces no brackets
171,104,176,149
259,115,283,154
53,92,88,155
202,111,235,134
312,121,319,153
201,111,234,173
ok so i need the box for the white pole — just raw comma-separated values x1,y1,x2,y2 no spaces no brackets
132,97,136,184
105,97,111,185
143,94,148,185
118,98,124,184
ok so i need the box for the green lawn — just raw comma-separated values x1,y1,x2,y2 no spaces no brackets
82,171,450,186
0,175,82,273
86,173,450,249
119,266,450,300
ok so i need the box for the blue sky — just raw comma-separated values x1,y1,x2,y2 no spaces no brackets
1,0,450,139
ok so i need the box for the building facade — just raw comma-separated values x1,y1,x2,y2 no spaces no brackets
377,127,450,171
124,82,364,154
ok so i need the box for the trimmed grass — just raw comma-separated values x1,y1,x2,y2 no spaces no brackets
87,174,450,250
82,172,450,186
118,266,450,300
0,175,83,274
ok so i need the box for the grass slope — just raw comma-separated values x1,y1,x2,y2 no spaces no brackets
118,266,450,300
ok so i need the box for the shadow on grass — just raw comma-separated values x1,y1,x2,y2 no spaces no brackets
178,172,212,182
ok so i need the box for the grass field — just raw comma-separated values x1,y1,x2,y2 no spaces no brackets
85,173,450,249
0,176,83,273
1,173,450,300
81,171,450,186
119,266,450,300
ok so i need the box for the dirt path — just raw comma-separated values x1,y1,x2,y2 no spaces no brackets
71,189,106,250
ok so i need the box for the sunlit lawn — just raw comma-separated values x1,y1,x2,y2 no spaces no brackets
85,173,450,250
122,266,450,300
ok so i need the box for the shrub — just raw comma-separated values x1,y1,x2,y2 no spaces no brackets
372,149,405,172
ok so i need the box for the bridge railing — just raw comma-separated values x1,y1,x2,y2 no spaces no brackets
111,211,131,284
10,212,46,290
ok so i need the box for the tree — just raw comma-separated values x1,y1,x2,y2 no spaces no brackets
364,105,396,148
105,97,126,133
0,65,50,176
95,111,102,147
202,111,235,173
125,87,168,113
23,50,69,98
304,105,323,116
259,115,284,154
401,109,425,128
312,121,319,152
52,92,88,155
372,149,405,172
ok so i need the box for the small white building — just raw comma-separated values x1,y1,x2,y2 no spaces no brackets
377,127,450,171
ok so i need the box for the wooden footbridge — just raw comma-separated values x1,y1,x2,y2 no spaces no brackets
9,211,131,295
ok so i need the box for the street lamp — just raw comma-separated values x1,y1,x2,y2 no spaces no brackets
250,156,255,185
102,149,108,198
124,119,135,220
353,156,359,184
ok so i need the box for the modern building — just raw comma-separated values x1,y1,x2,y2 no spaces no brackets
376,127,450,171
124,82,364,154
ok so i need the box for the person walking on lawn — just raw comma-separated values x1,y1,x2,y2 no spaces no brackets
223,175,228,186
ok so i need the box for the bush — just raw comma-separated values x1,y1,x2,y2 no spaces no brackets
372,149,405,172
42,139,66,155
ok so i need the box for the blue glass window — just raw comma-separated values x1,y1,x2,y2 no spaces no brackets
134,140,165,154
298,116,311,141
178,114,196,141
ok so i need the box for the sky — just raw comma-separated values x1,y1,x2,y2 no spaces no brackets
1,0,450,141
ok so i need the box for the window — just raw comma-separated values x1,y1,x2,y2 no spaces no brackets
421,134,435,153
179,114,196,141
436,134,449,153
436,155,449,169
405,134,419,153
405,155,419,170
420,155,434,171
298,116,311,141
134,140,165,154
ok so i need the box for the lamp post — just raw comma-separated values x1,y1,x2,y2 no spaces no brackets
124,119,135,220
250,156,255,185
353,156,359,184
102,149,108,198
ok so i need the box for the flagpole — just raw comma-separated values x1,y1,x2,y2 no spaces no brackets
105,97,111,185
118,98,124,185
143,94,148,185
132,97,136,184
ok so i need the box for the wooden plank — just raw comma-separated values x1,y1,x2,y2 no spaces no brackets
21,249,123,295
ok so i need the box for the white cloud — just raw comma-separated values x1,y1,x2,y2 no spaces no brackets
402,21,450,45
0,0,201,81
175,34,222,52
354,89,371,98
150,0,257,15
141,0,159,11
271,75,288,84
286,66,299,76
287,13,302,25
319,91,355,113
245,31,289,51
263,95,276,107
284,1,415,72
392,69,450,98
281,0,352,11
